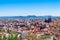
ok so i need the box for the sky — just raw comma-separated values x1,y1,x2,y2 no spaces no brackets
0,0,60,16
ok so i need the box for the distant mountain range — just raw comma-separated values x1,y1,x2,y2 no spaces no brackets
0,15,60,19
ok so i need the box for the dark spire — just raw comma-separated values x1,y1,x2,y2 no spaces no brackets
44,16,52,23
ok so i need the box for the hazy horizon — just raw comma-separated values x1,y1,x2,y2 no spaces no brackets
0,0,60,16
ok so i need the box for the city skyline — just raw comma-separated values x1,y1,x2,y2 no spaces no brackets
0,0,60,16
